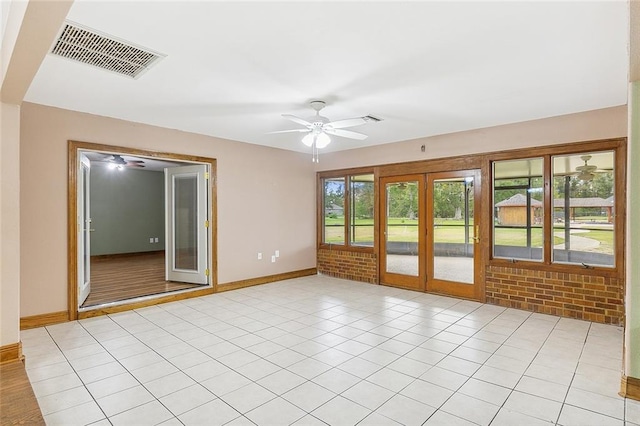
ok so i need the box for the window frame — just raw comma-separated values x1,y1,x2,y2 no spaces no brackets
321,176,347,246
492,158,545,263
488,139,625,274
349,174,376,248
550,150,616,268
317,168,376,252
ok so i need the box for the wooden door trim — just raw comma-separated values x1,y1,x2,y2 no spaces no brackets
67,141,218,320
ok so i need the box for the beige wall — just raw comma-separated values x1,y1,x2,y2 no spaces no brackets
1,102,21,346
2,0,72,347
20,103,317,317
316,106,627,171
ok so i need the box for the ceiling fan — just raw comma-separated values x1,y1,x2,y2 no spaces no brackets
103,154,145,169
575,155,599,181
270,101,381,162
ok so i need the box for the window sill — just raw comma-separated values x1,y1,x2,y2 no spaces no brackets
318,244,375,254
489,258,619,277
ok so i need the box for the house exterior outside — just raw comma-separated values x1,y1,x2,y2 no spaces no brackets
495,193,614,225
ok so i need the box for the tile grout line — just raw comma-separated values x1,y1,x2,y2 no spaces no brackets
20,277,626,426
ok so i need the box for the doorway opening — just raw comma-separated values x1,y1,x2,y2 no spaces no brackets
68,141,217,319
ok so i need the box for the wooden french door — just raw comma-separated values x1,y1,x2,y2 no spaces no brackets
426,170,482,300
379,175,426,291
77,154,92,307
165,165,210,285
379,170,482,300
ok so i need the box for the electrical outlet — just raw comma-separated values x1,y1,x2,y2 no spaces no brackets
271,255,276,263
275,250,280,258
149,237,153,243
154,237,159,243
257,252,262,260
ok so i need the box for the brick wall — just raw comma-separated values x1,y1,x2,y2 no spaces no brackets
486,265,624,325
317,248,377,284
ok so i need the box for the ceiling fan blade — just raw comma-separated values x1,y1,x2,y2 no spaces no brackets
324,128,368,140
576,165,598,172
325,117,368,129
267,129,310,134
282,114,312,128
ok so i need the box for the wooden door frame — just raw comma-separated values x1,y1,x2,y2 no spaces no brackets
378,174,426,291
426,169,483,300
67,140,218,320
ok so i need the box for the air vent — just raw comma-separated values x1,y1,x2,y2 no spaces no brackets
50,21,164,79
363,115,383,122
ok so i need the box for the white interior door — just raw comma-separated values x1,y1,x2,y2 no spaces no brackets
78,154,91,306
165,165,209,284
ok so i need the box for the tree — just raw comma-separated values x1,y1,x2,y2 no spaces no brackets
353,181,374,219
324,180,344,210
433,182,465,219
387,183,418,218
591,172,614,199
555,172,613,199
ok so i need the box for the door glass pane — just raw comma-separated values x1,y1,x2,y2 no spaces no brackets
432,177,474,284
552,151,615,267
385,181,419,276
82,164,90,284
323,177,345,244
174,175,198,271
350,174,374,247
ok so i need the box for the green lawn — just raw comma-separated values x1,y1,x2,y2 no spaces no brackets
324,216,613,254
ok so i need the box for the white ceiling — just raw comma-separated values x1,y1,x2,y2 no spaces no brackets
24,1,629,154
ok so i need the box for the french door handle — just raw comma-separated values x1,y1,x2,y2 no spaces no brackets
473,225,479,243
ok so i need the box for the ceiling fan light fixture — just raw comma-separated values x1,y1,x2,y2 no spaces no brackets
301,133,314,147
301,132,331,148
575,154,598,181
315,132,331,149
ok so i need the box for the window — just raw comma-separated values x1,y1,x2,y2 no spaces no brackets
323,177,345,245
493,158,544,261
321,172,374,248
350,174,374,247
491,148,619,269
552,151,615,267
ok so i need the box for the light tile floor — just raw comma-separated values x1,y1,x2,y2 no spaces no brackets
21,275,639,425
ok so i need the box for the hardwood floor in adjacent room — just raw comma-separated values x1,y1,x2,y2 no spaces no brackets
0,361,44,425
81,251,201,308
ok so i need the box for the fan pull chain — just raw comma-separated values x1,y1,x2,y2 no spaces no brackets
312,137,319,163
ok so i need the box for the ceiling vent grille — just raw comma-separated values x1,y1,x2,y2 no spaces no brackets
50,22,164,79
